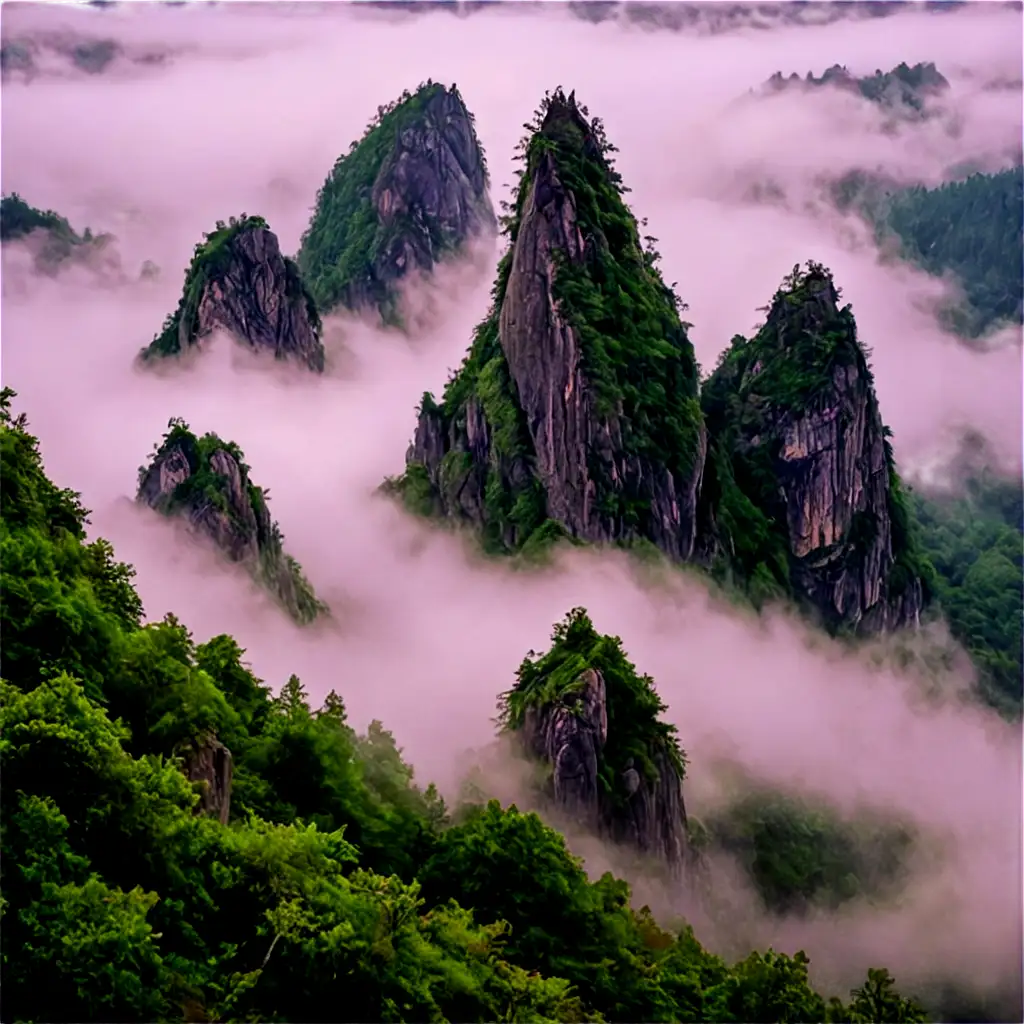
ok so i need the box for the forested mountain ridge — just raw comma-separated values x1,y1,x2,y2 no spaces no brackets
138,214,326,371
1,191,120,277
0,385,931,1022
136,419,328,626
861,167,1023,339
297,80,495,326
763,61,950,120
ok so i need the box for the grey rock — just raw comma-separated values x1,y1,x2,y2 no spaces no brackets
521,667,689,872
188,225,324,371
184,734,233,825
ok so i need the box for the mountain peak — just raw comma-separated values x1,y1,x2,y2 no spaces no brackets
138,215,325,371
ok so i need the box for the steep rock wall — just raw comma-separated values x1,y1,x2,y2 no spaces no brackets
397,89,706,560
137,422,327,625
699,263,928,633
140,216,324,371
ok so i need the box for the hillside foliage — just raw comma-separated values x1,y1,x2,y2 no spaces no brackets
0,387,930,1023
0,192,109,270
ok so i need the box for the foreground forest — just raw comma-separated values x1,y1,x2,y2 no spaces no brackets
0,387,932,1022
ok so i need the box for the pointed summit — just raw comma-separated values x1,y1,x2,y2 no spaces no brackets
390,87,706,559
699,261,931,633
297,81,495,326
138,215,325,372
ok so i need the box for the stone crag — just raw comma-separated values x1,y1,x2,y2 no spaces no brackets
391,91,929,638
184,735,233,825
396,88,706,560
298,80,495,323
140,215,325,371
502,610,690,873
699,262,928,633
137,421,328,626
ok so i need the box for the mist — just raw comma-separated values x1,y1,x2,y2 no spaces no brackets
2,0,1021,1011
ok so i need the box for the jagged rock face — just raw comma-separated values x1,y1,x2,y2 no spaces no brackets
187,225,324,371
185,735,233,825
520,667,689,871
399,91,706,560
298,82,495,321
700,266,926,633
137,425,327,625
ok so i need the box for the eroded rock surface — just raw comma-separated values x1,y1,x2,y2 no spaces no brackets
185,735,233,825
298,81,495,322
700,263,928,633
141,216,324,371
137,422,327,625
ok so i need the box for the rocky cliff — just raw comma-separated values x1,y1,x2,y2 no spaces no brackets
389,88,706,559
1,192,122,278
698,262,930,634
139,215,325,371
137,419,328,625
499,608,690,872
296,80,495,325
184,734,233,825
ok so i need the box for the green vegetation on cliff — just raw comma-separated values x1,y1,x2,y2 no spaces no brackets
393,89,703,554
139,213,320,362
0,192,110,270
700,261,932,614
0,387,929,1023
139,418,327,626
297,80,488,322
498,607,686,798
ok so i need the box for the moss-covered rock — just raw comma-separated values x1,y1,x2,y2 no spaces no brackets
498,607,690,870
136,419,328,625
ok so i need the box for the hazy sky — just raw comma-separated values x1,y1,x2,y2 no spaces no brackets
1,0,1021,1009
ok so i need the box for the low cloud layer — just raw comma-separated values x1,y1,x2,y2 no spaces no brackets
2,0,1021,1011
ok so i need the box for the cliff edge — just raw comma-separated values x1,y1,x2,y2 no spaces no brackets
137,419,328,625
390,88,705,559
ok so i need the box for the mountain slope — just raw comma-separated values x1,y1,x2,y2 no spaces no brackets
297,80,495,325
0,385,929,1023
391,88,705,559
139,215,325,371
699,262,932,634
136,419,327,625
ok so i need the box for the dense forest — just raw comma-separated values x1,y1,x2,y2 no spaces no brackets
0,387,932,1022
911,452,1023,715
876,167,1024,338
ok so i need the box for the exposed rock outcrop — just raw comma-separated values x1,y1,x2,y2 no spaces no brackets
297,80,495,324
185,735,233,825
502,609,690,872
139,215,324,371
390,88,706,559
137,419,328,625
699,262,930,634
